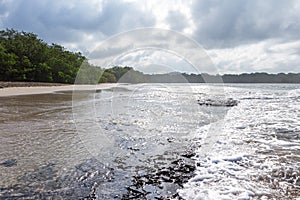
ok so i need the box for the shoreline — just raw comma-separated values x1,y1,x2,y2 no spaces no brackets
0,81,69,88
0,82,116,97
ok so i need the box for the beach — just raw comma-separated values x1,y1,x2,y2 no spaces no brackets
0,82,116,97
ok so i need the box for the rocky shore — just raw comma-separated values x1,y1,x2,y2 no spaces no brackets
121,151,196,200
0,149,197,199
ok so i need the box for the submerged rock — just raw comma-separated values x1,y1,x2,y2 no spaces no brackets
197,98,238,107
0,159,17,167
122,154,196,200
0,146,196,199
0,158,114,199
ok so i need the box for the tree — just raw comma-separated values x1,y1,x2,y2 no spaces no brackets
0,44,17,81
0,29,86,83
102,71,116,83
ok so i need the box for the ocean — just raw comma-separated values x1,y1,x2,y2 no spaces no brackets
1,83,300,199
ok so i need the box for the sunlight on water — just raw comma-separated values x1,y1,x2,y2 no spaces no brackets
1,84,300,199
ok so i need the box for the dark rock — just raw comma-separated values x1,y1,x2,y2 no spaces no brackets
128,147,140,151
167,137,175,143
198,98,238,107
1,145,196,199
81,182,98,200
181,151,196,159
121,153,196,200
0,159,17,167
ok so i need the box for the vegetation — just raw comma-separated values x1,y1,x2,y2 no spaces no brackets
0,29,299,84
0,29,146,84
148,72,300,83
0,29,86,83
221,72,300,83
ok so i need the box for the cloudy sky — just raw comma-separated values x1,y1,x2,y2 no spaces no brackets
1,0,300,74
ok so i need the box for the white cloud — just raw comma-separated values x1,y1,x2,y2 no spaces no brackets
113,49,197,74
191,0,300,49
208,39,300,74
0,0,300,73
89,28,216,74
0,0,156,52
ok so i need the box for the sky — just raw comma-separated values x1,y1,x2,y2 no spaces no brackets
0,0,300,74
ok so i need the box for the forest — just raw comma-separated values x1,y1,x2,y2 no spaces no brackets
0,29,299,84
0,29,145,84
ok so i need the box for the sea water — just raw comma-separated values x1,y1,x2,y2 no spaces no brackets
1,83,299,199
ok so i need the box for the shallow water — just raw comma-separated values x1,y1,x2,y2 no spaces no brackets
1,83,300,199
179,84,300,200
0,93,88,184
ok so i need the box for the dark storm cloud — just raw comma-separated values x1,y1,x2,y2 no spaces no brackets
191,0,300,48
0,0,155,45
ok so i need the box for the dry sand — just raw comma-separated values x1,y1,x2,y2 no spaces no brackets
0,83,116,97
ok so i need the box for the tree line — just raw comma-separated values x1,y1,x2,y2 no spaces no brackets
0,29,299,84
0,29,85,83
141,72,300,83
0,29,146,84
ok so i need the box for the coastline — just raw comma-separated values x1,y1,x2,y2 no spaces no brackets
0,81,70,88
0,82,116,97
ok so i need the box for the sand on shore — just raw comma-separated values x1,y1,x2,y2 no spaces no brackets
0,83,116,97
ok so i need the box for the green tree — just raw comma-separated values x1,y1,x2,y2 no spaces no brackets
0,44,17,81
102,71,117,83
0,29,86,83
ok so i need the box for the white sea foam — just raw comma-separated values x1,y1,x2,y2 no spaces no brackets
179,84,300,200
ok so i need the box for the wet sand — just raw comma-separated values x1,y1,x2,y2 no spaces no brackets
0,81,68,88
0,83,116,97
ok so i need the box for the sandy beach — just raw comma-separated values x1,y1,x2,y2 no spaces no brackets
0,83,116,97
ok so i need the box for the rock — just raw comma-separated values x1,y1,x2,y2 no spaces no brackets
121,153,196,199
198,98,238,107
167,137,175,143
181,151,196,159
0,150,195,199
0,159,17,167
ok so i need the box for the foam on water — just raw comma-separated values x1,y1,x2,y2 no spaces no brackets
179,84,300,200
